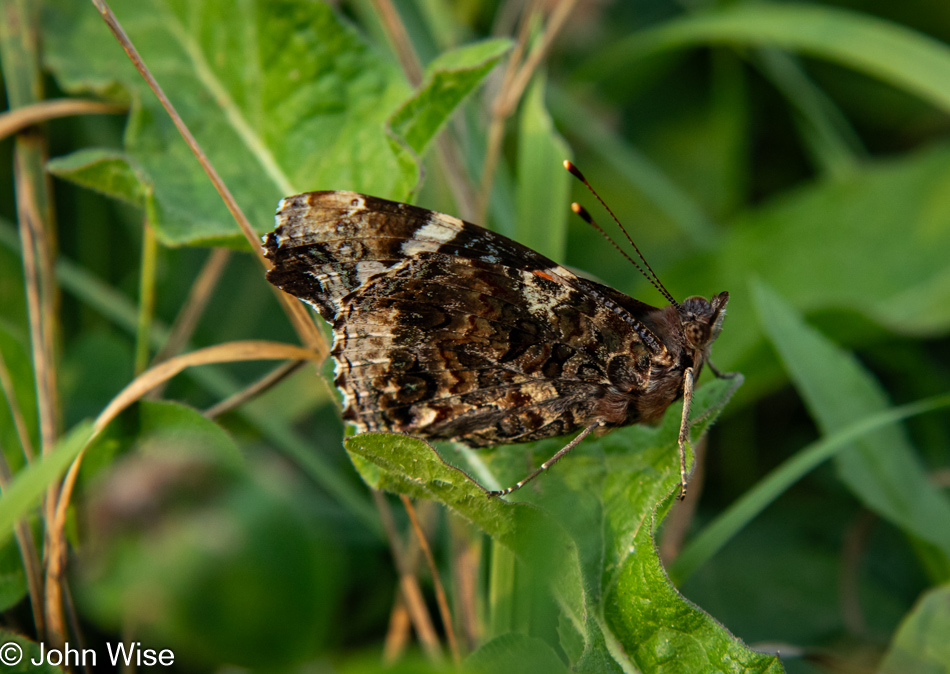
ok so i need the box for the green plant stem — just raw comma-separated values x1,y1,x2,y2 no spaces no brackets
134,221,158,375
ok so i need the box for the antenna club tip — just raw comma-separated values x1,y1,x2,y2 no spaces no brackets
570,202,592,222
563,160,585,181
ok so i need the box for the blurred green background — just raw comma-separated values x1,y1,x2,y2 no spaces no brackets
2,0,949,672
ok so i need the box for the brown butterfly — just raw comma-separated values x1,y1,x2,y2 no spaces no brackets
263,162,730,498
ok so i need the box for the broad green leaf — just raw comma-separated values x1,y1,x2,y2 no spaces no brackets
516,74,571,262
879,584,950,674
605,514,783,674
46,148,150,208
345,433,587,629
581,3,950,115
752,281,950,569
0,630,62,673
388,38,510,159
466,634,570,674
0,421,93,546
42,0,411,246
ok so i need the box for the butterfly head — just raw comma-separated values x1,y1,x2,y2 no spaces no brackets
677,291,729,353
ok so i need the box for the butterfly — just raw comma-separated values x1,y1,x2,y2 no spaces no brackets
262,163,730,498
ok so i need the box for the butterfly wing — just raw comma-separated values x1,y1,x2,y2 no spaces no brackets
264,191,667,445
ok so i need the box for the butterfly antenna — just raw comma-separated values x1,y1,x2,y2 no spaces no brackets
564,160,679,308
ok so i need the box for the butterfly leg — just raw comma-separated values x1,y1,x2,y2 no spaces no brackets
487,421,603,498
677,366,696,501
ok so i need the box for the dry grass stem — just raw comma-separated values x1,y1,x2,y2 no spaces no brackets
372,490,444,663
477,0,541,221
6,0,65,642
478,0,579,221
450,518,483,649
371,0,423,86
14,148,57,461
382,593,413,664
502,0,580,111
203,359,306,419
840,510,876,637
401,494,461,664
0,98,126,140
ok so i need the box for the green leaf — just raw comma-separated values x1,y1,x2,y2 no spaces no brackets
42,0,412,246
388,38,510,160
466,634,570,674
81,400,244,483
0,535,27,612
0,630,63,673
581,3,950,115
752,281,950,569
879,584,950,674
0,326,38,475
345,432,587,627
46,148,150,208
0,421,93,546
752,48,864,179
605,514,783,674
346,375,745,671
597,375,743,576
515,74,571,263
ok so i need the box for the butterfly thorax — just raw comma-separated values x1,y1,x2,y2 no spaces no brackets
603,293,728,426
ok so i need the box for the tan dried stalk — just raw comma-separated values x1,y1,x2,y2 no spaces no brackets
478,0,580,222
373,490,445,663
0,98,125,140
401,494,461,664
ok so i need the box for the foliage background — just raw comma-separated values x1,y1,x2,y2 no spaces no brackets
1,0,949,672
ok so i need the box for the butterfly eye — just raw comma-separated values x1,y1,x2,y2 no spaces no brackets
686,323,709,347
